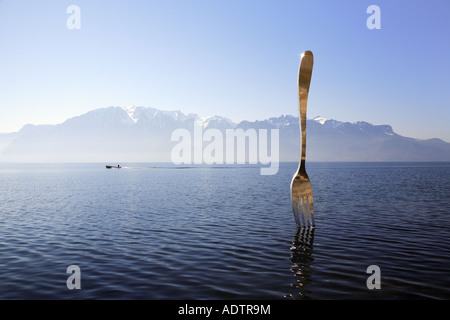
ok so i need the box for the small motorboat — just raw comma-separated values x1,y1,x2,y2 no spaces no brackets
106,165,121,169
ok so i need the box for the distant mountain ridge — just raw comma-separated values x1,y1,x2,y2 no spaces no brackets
1,106,449,162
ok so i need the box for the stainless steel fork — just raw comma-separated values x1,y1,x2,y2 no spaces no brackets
291,51,315,228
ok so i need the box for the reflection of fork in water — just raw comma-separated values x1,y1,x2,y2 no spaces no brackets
287,228,315,299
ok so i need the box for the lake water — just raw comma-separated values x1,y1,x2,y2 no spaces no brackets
0,162,449,299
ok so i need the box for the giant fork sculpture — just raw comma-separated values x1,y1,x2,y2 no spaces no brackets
290,51,315,228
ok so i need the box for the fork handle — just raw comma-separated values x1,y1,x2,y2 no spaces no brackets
298,51,314,172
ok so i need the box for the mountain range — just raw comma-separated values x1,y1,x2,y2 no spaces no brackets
1,106,449,162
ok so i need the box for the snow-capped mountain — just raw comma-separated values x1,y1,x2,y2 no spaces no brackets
0,106,449,162
312,116,328,125
123,105,198,124
199,115,238,130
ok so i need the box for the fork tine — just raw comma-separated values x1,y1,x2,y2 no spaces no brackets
300,196,307,228
297,197,305,228
301,197,308,228
306,197,312,227
306,195,315,228
292,197,301,227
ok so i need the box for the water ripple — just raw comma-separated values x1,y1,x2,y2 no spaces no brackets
0,162,449,299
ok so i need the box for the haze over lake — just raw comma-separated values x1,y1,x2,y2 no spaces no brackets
1,106,449,163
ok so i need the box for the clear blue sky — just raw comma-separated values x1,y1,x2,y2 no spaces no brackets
0,0,449,141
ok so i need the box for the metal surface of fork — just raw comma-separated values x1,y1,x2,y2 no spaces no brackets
290,51,315,229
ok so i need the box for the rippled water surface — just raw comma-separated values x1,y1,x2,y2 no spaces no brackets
0,162,449,299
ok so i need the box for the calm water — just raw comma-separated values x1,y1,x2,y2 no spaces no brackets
0,162,449,299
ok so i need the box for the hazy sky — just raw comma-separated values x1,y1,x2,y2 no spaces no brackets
0,0,449,141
